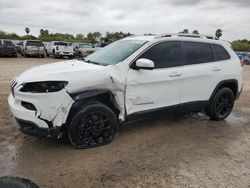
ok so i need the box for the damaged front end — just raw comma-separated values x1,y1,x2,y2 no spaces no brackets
8,79,74,138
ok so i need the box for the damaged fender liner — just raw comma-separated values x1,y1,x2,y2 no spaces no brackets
66,89,120,123
15,118,61,138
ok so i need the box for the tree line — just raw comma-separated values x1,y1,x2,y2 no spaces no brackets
0,28,132,44
0,28,249,51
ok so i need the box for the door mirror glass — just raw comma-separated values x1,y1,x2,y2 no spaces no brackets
135,58,154,70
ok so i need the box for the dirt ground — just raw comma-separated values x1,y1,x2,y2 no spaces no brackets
0,56,250,188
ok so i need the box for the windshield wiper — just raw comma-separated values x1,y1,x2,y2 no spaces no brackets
85,60,100,65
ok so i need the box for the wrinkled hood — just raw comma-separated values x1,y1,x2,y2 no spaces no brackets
16,60,105,83
14,59,124,94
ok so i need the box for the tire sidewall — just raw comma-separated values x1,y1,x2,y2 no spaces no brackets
209,88,235,120
68,102,117,149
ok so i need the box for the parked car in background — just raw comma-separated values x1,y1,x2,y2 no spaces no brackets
242,53,250,65
21,40,46,57
16,41,23,54
72,43,97,57
46,41,74,59
0,39,17,57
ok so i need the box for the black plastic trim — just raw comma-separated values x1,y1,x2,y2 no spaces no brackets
15,118,60,138
127,101,209,121
67,89,119,123
209,79,238,102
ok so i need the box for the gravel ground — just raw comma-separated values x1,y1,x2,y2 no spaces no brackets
0,56,250,188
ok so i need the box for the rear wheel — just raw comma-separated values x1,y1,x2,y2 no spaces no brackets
207,88,234,120
68,102,117,149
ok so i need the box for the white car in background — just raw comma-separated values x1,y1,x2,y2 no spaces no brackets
46,41,74,59
8,33,243,149
72,43,98,57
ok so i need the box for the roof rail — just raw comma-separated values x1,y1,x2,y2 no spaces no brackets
155,33,219,40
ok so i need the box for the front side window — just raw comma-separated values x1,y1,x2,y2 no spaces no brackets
212,44,230,61
85,40,147,65
184,42,213,65
138,41,183,68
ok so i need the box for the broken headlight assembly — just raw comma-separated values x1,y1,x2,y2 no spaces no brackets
20,81,68,93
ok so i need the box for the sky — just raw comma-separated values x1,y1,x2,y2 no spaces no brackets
0,0,249,41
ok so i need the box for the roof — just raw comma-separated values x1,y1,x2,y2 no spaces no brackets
123,33,222,44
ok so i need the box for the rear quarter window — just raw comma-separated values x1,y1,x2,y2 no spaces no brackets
211,44,230,61
3,40,13,45
184,42,213,65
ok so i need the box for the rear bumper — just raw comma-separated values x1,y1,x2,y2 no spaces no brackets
25,50,44,56
0,50,17,56
56,52,74,56
236,85,243,100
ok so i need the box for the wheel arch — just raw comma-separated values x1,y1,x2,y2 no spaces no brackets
209,79,238,102
66,89,120,124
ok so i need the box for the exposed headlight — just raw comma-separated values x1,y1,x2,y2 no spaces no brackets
20,81,68,93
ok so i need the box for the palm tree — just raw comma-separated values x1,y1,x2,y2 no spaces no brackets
215,29,222,38
25,27,30,35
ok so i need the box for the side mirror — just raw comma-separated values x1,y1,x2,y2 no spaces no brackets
134,58,154,70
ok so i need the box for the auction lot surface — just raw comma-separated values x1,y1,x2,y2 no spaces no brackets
0,56,250,188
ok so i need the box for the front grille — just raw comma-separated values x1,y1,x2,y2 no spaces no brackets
10,78,17,97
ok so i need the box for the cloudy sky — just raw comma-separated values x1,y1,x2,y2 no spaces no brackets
0,0,249,41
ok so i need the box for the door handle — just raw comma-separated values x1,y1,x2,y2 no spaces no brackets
212,67,221,72
169,72,182,77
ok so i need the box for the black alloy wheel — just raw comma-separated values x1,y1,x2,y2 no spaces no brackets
68,102,117,149
207,87,235,120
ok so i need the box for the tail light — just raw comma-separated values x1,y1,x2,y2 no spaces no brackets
240,60,244,67
56,46,58,51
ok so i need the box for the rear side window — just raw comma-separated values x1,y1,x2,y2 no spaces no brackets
184,42,213,65
139,41,183,68
26,41,44,47
212,44,230,61
3,40,13,46
54,42,67,46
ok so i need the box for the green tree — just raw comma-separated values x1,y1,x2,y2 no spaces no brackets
193,30,199,34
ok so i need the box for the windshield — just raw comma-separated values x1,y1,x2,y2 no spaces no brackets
85,40,147,65
54,42,67,46
27,41,44,47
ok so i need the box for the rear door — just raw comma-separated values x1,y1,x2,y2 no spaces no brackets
126,41,185,115
180,41,218,104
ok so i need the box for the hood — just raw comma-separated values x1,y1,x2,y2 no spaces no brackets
14,59,124,94
16,60,104,84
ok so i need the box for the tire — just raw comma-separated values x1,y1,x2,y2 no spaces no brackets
0,176,39,188
68,102,117,149
207,88,235,121
52,51,56,59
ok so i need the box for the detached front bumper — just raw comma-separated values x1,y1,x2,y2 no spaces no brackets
8,87,74,138
15,118,61,138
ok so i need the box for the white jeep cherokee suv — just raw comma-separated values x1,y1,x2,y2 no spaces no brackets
8,34,243,149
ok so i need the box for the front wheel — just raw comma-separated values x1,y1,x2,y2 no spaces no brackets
207,88,235,121
68,102,117,149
